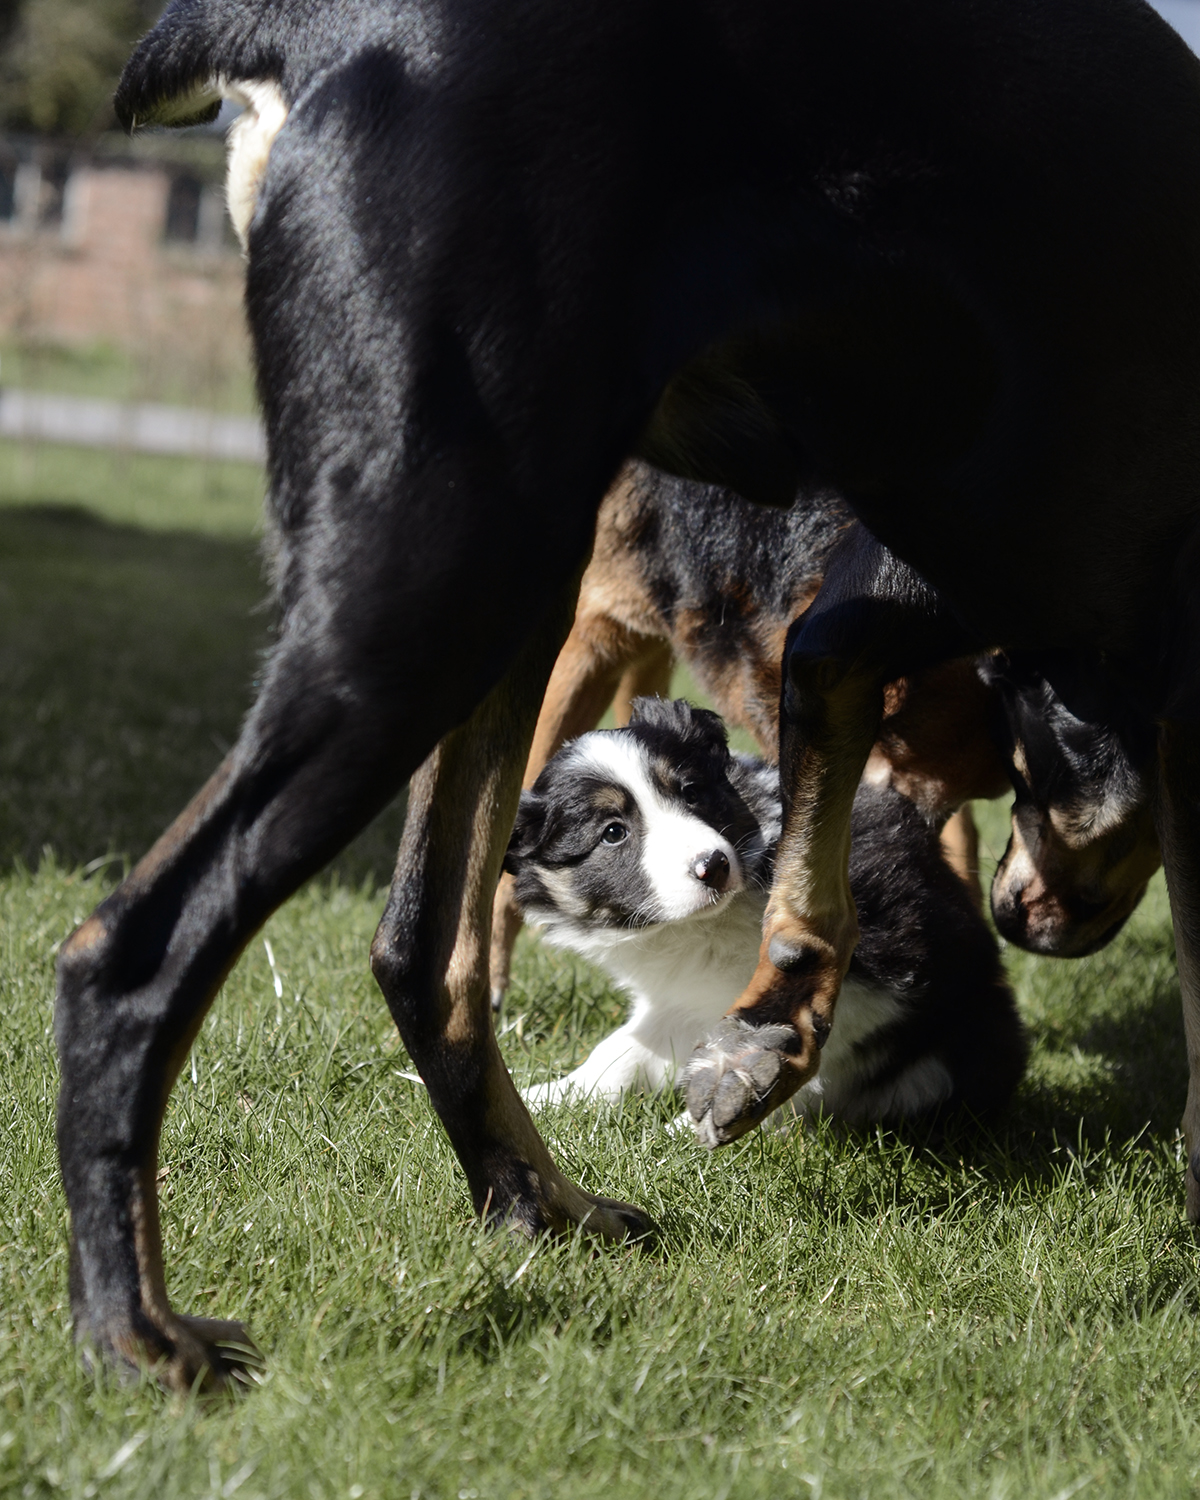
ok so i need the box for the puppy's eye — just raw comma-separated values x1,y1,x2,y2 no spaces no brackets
680,784,699,805
600,822,628,845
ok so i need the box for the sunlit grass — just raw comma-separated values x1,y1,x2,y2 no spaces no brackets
1,447,1197,1498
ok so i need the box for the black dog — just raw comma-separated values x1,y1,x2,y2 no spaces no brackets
56,0,1200,1387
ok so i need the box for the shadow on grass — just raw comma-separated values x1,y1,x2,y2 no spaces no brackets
0,502,405,886
1008,901,1185,1143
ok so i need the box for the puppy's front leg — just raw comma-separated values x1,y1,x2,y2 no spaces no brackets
524,1023,673,1106
372,582,654,1243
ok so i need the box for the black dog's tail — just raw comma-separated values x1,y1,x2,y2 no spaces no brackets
113,0,281,131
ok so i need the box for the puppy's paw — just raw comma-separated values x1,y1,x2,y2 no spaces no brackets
522,1079,566,1108
684,1017,806,1148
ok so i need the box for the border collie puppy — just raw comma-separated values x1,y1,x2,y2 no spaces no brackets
505,698,1026,1128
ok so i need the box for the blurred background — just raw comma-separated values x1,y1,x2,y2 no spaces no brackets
0,0,251,414
0,0,413,881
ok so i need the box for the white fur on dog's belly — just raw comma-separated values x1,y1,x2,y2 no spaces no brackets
222,79,289,250
790,976,954,1125
525,886,767,1104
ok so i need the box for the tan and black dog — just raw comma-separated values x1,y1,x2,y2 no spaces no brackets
57,0,1200,1389
490,461,1161,1011
489,460,1010,1008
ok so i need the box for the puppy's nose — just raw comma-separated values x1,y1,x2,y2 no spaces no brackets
694,848,730,891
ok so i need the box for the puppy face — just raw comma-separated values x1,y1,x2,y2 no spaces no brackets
505,699,766,937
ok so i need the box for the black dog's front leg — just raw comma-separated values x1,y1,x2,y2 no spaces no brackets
1157,718,1200,1223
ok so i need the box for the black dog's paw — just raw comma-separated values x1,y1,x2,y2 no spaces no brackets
76,1311,261,1394
684,1017,803,1148
580,1193,659,1247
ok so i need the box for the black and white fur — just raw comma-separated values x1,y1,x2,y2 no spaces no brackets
506,699,1027,1127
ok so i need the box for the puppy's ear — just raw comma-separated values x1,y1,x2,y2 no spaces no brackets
503,790,546,873
629,696,728,744
684,704,732,762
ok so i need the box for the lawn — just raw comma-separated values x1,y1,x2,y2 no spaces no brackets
2,440,1199,1500
0,337,258,418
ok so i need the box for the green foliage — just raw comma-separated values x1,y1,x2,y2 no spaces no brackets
1,444,1198,1496
0,0,159,138
0,0,22,53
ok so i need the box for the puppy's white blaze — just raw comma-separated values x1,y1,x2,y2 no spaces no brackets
641,803,741,920
568,734,744,922
222,78,290,251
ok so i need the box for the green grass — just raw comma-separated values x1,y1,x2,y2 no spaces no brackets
0,438,267,540
0,337,258,417
2,444,1199,1499
0,439,405,884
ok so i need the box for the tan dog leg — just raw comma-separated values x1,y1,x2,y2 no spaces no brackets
488,616,670,1008
685,527,980,1147
612,640,674,726
940,804,983,910
373,584,655,1241
686,660,882,1145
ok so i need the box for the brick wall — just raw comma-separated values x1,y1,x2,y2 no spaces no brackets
0,156,250,402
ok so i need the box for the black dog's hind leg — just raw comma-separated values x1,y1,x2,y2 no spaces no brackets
371,582,655,1242
56,545,651,1390
54,604,432,1387
63,29,659,1385
54,521,614,1390
1157,718,1200,1223
688,524,981,1144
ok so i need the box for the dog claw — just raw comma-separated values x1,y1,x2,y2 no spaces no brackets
588,1196,657,1245
88,1312,261,1392
174,1315,262,1383
487,1180,656,1246
685,1017,804,1148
